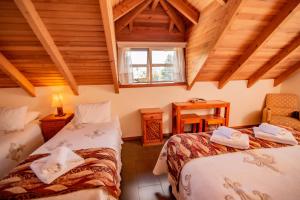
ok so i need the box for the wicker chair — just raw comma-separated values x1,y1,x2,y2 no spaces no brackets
262,93,300,131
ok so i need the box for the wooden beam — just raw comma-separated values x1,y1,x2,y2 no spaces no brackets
187,0,244,90
166,0,200,25
129,21,134,32
160,0,185,33
169,21,174,32
215,0,227,5
113,0,145,21
0,52,35,97
247,35,300,88
218,1,300,89
115,0,152,32
99,0,120,93
152,0,160,11
274,61,300,87
14,0,79,95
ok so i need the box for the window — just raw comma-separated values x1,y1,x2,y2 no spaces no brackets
118,47,185,85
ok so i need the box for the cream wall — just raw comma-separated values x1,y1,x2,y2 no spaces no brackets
0,80,280,137
280,70,300,97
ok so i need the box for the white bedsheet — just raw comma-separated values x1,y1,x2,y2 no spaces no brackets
178,146,300,200
0,120,44,178
32,117,123,200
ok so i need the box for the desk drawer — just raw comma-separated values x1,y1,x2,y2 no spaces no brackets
142,113,162,120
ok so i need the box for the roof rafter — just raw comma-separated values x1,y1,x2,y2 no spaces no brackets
0,52,35,97
115,0,152,32
159,0,185,33
247,34,300,88
166,0,200,25
187,0,244,90
113,0,145,21
14,0,79,95
152,0,160,10
218,1,300,89
99,0,120,93
274,61,300,87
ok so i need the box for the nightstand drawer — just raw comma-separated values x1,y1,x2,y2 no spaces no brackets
142,113,162,120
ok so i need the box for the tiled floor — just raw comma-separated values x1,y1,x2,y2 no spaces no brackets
120,141,175,200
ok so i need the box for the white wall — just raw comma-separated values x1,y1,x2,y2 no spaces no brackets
280,70,300,97
0,80,280,137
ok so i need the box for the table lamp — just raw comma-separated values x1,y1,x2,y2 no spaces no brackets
52,93,65,117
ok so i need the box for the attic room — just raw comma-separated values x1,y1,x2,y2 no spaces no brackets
0,0,299,199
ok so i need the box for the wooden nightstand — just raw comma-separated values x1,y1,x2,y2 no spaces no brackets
140,108,163,146
40,113,74,142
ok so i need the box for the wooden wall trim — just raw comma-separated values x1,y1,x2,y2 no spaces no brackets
218,1,300,89
99,0,120,93
187,0,244,90
274,61,300,87
166,0,200,25
14,0,79,95
0,52,35,97
247,34,300,88
113,0,145,21
117,41,187,48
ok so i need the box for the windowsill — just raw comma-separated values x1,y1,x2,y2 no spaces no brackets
119,82,187,88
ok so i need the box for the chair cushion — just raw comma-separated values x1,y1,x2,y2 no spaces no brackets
270,116,300,131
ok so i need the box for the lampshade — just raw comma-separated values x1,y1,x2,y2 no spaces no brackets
52,94,63,108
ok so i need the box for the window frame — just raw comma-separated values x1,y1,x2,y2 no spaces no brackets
118,46,187,87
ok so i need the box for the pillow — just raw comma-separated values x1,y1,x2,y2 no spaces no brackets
0,106,28,132
25,111,40,125
75,101,111,124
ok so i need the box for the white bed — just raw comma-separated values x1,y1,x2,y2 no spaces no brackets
0,120,44,178
30,117,123,200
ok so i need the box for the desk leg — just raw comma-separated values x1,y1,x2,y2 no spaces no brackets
176,109,181,134
225,105,230,126
215,107,221,116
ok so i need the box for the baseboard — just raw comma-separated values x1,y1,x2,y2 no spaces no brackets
122,125,258,141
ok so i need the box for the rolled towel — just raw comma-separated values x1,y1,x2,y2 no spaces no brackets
253,127,298,146
216,126,235,139
258,123,282,135
211,129,249,149
30,147,84,184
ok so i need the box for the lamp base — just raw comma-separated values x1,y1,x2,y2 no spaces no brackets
55,107,66,117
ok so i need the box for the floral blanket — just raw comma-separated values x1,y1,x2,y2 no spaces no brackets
0,148,120,200
163,128,300,188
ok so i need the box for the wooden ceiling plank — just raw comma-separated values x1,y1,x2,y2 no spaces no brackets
152,0,160,11
218,1,300,89
99,0,120,93
115,0,152,32
166,0,200,25
159,0,185,33
113,0,145,21
0,52,35,97
129,21,134,32
169,21,174,32
14,0,79,95
247,35,300,88
274,61,300,87
187,0,244,90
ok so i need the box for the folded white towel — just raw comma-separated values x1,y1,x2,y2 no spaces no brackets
253,127,298,146
30,147,84,184
258,123,282,135
211,129,249,149
216,126,235,139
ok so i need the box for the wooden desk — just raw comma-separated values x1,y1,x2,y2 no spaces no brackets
172,100,230,134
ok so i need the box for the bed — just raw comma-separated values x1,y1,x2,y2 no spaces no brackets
153,128,300,200
0,120,44,178
0,117,123,200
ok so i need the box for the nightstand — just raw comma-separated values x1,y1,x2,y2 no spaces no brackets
140,108,163,146
40,113,74,142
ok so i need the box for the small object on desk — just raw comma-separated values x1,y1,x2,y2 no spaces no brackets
189,98,206,103
140,108,163,146
40,113,74,142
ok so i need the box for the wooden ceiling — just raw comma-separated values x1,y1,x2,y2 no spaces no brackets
0,0,299,96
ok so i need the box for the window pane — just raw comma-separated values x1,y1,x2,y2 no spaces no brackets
152,66,173,82
152,50,175,64
133,67,147,83
126,50,148,65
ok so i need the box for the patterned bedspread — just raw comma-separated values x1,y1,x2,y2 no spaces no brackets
0,147,120,200
166,127,300,188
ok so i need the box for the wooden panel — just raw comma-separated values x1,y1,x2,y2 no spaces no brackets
274,61,300,86
166,0,200,24
113,0,145,21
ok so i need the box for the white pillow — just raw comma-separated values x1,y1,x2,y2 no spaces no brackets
0,106,28,132
75,101,111,124
25,111,40,125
